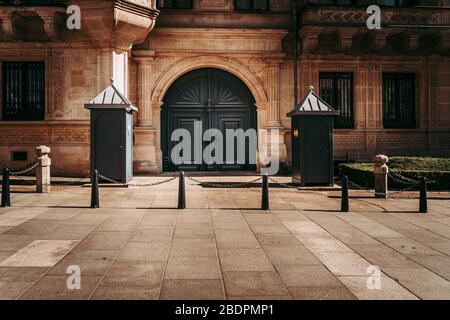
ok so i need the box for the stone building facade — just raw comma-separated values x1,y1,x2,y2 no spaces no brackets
0,0,449,176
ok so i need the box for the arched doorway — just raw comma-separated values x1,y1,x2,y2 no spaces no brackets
161,68,257,172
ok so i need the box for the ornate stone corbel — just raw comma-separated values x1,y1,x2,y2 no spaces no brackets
339,29,357,51
373,31,389,51
300,30,320,53
0,11,14,40
405,31,421,52
35,9,62,40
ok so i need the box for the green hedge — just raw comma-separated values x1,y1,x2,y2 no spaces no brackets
339,157,450,190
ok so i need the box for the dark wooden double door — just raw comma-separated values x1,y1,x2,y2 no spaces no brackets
161,68,257,172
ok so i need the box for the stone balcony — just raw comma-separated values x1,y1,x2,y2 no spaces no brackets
299,5,450,55
0,0,159,49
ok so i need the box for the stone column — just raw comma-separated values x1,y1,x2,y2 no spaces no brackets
135,59,155,128
374,154,389,199
132,50,159,173
266,62,282,128
263,55,288,166
35,146,51,193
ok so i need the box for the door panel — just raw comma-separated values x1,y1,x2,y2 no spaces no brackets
170,113,205,171
94,113,123,180
162,68,257,172
303,119,330,184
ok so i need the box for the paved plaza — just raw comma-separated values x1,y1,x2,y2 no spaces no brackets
0,176,450,300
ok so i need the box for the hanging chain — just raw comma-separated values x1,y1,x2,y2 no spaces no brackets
186,176,263,188
10,174,35,185
130,176,178,187
98,174,178,187
267,176,298,189
334,175,373,191
98,174,123,184
51,177,90,186
389,172,420,185
6,158,40,176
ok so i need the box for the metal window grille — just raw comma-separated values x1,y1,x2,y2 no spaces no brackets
382,73,416,129
319,72,354,129
2,61,45,121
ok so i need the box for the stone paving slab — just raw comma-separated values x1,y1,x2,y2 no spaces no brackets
0,240,78,267
1,177,450,300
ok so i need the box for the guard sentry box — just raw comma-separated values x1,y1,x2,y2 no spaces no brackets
287,87,338,186
85,82,137,183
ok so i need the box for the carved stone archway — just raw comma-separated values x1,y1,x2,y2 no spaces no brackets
151,55,269,107
133,54,279,173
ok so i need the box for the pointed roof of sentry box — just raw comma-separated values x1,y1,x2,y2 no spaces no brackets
85,79,137,112
287,86,338,117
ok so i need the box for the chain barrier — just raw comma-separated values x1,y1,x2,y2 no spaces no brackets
98,174,178,188
10,174,35,185
386,171,422,195
1,158,41,186
130,176,178,187
347,179,374,191
98,174,122,185
51,177,89,186
267,176,299,189
334,175,373,191
9,158,40,176
186,176,263,188
389,172,420,185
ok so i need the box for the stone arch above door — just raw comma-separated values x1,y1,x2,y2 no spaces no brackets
151,55,269,108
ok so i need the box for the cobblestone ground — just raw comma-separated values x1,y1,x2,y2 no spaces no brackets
1,176,450,300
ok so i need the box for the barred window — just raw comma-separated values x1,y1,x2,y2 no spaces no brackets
319,72,354,129
383,73,416,129
1,62,45,121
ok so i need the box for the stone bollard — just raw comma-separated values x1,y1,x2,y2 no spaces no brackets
35,146,51,193
374,154,389,199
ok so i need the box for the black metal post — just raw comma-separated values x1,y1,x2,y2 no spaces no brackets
419,177,428,214
90,169,99,209
261,173,269,210
341,175,349,212
1,168,11,207
178,171,186,209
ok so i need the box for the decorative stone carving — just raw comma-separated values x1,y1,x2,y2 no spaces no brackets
35,9,63,40
0,11,14,40
77,0,159,50
406,32,421,51
300,30,319,53
339,29,357,51
303,7,443,26
373,31,389,51
51,50,66,119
